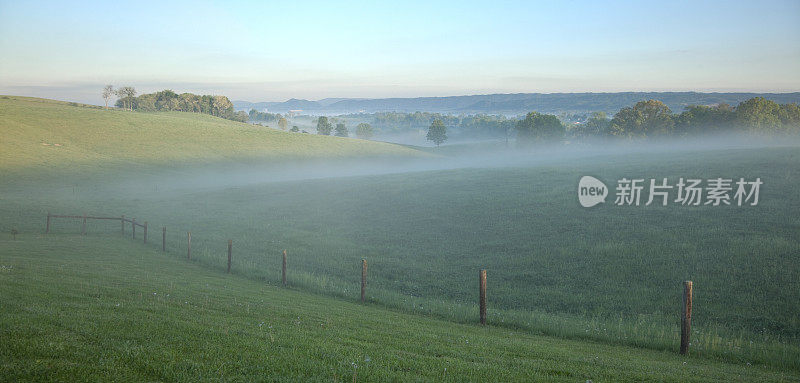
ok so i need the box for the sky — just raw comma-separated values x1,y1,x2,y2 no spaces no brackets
1,0,799,104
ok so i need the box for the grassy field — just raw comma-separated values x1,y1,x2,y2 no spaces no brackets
2,97,799,377
1,234,797,382
0,96,423,175
2,146,798,371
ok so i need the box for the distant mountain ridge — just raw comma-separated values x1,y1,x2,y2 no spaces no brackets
234,92,800,116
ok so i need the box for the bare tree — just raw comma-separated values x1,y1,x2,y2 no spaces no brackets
102,85,115,109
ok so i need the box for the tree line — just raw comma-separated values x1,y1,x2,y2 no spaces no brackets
520,97,800,145
102,86,248,122
421,96,800,147
248,109,281,123
102,85,798,146
309,116,374,139
368,111,513,138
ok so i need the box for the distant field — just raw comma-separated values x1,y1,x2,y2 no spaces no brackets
1,235,796,382
0,96,423,174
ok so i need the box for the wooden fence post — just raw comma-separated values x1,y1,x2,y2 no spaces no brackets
46,212,51,234
162,227,166,252
187,232,191,260
680,281,693,355
143,222,148,244
361,259,367,303
227,239,232,273
132,218,136,239
479,269,487,325
282,250,287,286
121,215,125,235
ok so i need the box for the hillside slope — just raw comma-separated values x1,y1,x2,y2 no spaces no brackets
0,96,423,174
1,234,795,382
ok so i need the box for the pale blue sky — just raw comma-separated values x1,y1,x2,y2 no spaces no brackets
1,0,798,104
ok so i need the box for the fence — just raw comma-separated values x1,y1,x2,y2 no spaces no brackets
44,211,695,356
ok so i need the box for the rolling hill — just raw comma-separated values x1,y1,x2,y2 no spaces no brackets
0,96,423,175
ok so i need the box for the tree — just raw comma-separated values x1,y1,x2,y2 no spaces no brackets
426,119,447,146
316,116,332,135
334,123,348,137
674,104,735,136
609,99,674,138
278,117,288,130
778,103,800,134
114,86,137,111
135,93,157,112
736,97,782,133
114,89,125,110
515,112,564,145
211,95,234,119
290,126,299,132
355,123,373,139
102,85,115,109
233,111,249,123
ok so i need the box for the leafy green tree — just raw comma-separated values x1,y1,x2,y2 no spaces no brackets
278,117,288,130
234,111,249,122
356,123,374,139
516,112,564,145
778,103,800,134
316,116,333,135
426,119,447,146
609,99,673,138
736,97,782,133
334,123,348,137
674,104,735,135
211,96,235,119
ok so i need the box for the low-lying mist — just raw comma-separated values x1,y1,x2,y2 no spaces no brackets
103,132,799,196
